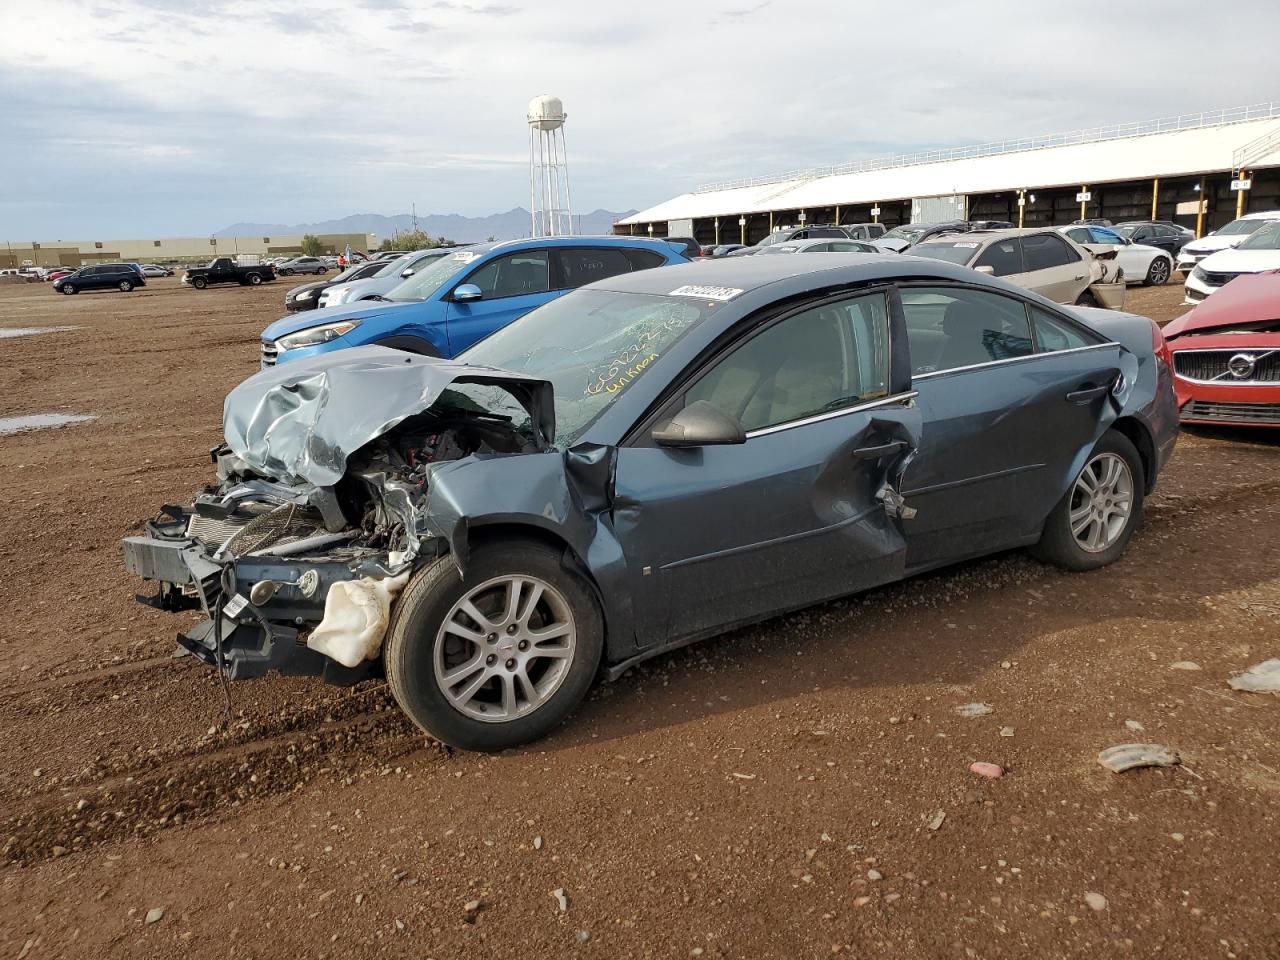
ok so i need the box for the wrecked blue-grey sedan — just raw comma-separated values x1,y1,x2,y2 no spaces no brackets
123,255,1178,749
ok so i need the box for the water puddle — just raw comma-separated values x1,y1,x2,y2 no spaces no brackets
0,326,78,339
0,414,97,436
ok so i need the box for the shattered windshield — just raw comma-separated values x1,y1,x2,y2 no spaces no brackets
880,226,924,242
460,289,716,446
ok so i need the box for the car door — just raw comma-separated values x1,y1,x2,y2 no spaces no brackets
443,249,553,353
1017,232,1088,302
612,288,921,647
85,265,109,290
896,283,1129,570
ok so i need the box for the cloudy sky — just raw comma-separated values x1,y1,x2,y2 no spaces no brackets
2,0,1277,238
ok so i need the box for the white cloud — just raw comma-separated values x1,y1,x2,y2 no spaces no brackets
1,0,1278,236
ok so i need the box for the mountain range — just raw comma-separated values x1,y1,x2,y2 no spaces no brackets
215,207,637,244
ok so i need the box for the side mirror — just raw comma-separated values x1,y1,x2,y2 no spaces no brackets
452,283,483,302
974,265,995,275
652,401,746,448
399,268,416,278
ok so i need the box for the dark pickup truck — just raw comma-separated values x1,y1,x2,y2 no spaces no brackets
182,257,276,289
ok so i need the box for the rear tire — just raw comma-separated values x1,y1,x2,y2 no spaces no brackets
1075,290,1100,308
1144,257,1171,286
248,273,263,285
191,276,208,289
385,542,603,751
1031,429,1144,572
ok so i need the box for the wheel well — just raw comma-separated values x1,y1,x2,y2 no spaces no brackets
373,334,442,357
466,522,610,638
1110,416,1156,493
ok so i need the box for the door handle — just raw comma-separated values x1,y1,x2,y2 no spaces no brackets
1066,384,1109,403
1074,274,1087,281
852,440,908,460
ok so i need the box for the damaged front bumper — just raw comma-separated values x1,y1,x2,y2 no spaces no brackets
123,510,391,685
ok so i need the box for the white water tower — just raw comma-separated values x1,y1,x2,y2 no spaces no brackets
528,95,574,237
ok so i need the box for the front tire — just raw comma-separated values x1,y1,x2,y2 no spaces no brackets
1144,257,1171,286
1031,429,1144,571
385,542,603,751
1075,290,1100,308
118,280,133,292
61,284,77,295
191,276,208,289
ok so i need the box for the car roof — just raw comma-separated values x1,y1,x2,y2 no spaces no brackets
919,227,1058,243
590,250,998,299
487,235,685,254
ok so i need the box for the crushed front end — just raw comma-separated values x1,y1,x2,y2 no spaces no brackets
122,346,555,684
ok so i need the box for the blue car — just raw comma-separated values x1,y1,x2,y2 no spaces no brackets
259,236,687,367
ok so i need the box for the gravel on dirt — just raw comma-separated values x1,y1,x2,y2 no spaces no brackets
1,277,1278,958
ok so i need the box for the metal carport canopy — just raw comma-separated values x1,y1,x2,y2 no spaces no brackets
618,115,1280,225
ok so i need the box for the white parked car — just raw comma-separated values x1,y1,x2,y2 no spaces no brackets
317,248,457,308
1057,225,1173,286
1175,210,1280,274
1183,220,1280,304
140,263,174,278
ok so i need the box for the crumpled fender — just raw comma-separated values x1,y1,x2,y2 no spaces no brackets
1056,347,1141,502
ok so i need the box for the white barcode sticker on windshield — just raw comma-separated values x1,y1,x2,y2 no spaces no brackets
953,242,980,248
668,284,743,301
449,251,479,262
223,593,249,618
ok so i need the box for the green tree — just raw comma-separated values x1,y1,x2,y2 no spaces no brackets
378,229,454,251
300,234,324,256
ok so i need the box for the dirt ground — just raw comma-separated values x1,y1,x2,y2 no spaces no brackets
1,275,1278,960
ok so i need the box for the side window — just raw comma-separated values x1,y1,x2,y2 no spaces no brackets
554,248,634,289
1022,233,1079,270
1031,307,1095,353
809,228,845,238
973,239,1024,277
623,248,665,271
464,251,550,299
682,292,891,433
1066,228,1092,244
1133,226,1153,241
805,242,832,252
900,286,1034,375
828,242,859,252
791,230,807,240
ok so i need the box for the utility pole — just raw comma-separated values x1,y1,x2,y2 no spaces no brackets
412,203,418,233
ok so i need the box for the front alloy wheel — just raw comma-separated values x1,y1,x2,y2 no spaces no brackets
434,575,577,722
1145,257,1171,286
385,542,603,750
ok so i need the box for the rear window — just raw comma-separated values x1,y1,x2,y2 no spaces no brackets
909,241,979,266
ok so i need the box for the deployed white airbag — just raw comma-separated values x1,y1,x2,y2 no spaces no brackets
306,572,411,668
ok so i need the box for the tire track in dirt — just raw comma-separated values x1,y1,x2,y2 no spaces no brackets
2,687,444,865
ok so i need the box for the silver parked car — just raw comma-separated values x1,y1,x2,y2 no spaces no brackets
318,248,460,308
276,257,329,277
756,238,881,255
908,228,1125,309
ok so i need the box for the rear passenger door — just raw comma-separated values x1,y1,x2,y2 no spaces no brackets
896,284,1129,570
443,250,552,353
1015,233,1088,303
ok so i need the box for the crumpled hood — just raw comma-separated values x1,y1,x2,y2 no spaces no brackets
1164,272,1280,338
261,300,417,341
871,238,910,253
223,345,555,487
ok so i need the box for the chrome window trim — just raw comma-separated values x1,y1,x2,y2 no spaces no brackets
744,391,918,439
911,341,1120,382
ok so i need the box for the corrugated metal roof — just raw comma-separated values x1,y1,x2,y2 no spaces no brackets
618,107,1280,226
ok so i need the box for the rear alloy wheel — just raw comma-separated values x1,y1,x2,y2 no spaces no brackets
248,273,263,285
1144,257,1171,286
1031,430,1144,571
385,542,603,750
118,279,133,292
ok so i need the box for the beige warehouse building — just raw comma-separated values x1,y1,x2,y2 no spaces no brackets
0,233,372,270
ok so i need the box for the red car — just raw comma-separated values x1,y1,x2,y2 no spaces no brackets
45,268,76,282
1163,271,1280,427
